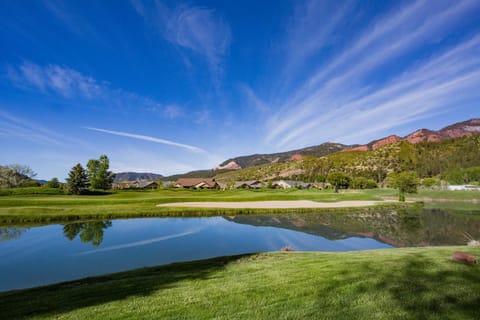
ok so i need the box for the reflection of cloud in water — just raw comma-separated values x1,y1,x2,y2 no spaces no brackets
262,229,307,252
76,228,202,255
112,217,224,232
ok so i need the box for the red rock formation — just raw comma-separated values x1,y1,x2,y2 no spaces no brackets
437,119,480,138
402,129,435,144
290,154,303,161
344,145,369,152
372,135,401,150
214,161,241,170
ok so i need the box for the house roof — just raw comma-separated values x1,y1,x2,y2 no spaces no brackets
138,180,158,188
235,180,261,188
176,178,217,188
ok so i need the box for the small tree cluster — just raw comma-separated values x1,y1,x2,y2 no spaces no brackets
444,166,480,185
45,177,60,188
66,155,115,195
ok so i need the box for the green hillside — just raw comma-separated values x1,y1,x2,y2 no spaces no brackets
215,135,480,183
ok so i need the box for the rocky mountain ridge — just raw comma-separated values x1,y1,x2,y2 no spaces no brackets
217,118,480,170
215,142,348,170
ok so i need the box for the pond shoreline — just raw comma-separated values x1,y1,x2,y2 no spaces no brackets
0,202,417,224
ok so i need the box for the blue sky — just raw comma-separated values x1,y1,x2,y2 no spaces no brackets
1,0,479,180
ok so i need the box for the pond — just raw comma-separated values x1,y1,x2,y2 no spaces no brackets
1,207,479,292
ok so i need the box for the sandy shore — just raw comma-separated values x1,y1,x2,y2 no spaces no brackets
156,200,393,209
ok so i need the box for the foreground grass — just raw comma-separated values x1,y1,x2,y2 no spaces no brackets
1,246,479,319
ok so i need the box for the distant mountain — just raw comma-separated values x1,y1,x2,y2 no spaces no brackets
364,118,480,150
215,142,349,170
114,172,163,182
216,118,480,170
163,169,232,181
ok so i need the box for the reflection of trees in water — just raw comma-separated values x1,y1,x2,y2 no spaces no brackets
0,227,27,241
63,221,112,247
227,209,480,247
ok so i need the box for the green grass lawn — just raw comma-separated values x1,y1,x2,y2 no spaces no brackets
1,246,479,319
0,188,478,223
0,188,403,223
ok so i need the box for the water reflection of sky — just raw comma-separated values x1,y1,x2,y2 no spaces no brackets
0,217,391,292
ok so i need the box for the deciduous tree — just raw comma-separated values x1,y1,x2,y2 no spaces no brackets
87,155,115,190
327,172,351,192
389,171,419,202
45,177,60,188
0,164,36,188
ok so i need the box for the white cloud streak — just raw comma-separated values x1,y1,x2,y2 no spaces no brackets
76,228,202,255
6,61,184,119
0,109,62,145
265,0,480,148
84,127,207,153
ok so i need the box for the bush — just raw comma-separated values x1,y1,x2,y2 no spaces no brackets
327,172,351,191
0,187,66,196
421,177,440,188
351,177,377,189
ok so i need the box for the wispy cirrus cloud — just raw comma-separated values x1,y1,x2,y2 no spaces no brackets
279,0,356,88
84,127,207,153
132,0,231,78
42,0,97,37
0,109,62,145
240,84,269,113
7,61,103,98
265,0,480,148
76,228,202,255
6,61,183,119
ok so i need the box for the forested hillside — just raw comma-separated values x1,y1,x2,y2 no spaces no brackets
215,135,480,184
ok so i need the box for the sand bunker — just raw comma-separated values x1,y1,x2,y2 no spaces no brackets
156,200,392,209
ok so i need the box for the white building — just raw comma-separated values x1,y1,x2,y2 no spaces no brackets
447,185,480,191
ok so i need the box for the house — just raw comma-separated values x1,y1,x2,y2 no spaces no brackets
137,180,159,190
311,182,332,190
113,180,159,190
272,180,311,189
175,178,219,189
234,180,261,189
113,181,139,190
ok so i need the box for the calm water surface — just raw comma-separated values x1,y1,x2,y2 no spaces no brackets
1,208,479,292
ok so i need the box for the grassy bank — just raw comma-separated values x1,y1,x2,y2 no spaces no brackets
0,188,412,223
1,246,479,319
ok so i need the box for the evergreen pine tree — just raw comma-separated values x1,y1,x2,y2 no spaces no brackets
66,163,88,195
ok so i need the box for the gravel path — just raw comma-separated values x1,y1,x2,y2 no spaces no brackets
156,200,393,209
